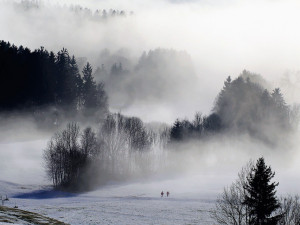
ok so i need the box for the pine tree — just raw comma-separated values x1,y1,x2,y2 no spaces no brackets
271,88,290,129
244,157,281,225
82,62,97,113
56,48,77,109
70,55,83,110
271,88,286,109
170,119,183,141
95,82,108,113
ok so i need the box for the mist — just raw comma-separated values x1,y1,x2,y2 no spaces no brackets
1,0,300,123
0,0,300,217
1,128,300,198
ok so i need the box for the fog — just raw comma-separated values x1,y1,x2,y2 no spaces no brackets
1,0,300,202
1,0,300,122
0,140,46,185
1,130,300,197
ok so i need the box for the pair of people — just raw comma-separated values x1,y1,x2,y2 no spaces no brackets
161,191,170,197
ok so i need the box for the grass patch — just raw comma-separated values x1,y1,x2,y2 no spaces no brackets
0,206,69,225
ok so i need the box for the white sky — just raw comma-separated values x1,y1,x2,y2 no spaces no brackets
1,0,300,121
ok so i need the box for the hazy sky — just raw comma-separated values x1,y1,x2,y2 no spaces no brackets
1,0,300,122
3,0,300,78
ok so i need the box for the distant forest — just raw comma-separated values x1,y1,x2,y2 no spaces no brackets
1,40,299,190
14,0,132,20
170,73,299,145
0,40,108,125
93,48,198,108
1,40,298,141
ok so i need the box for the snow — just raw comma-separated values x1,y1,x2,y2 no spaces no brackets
1,137,300,224
0,139,217,224
0,179,215,225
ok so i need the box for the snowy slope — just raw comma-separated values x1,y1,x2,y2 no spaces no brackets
2,136,299,224
0,138,217,224
0,179,216,225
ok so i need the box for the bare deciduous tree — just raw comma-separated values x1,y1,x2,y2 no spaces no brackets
44,123,91,188
278,195,300,225
81,127,98,158
210,161,254,225
44,115,168,190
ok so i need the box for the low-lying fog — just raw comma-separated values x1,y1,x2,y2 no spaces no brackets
1,128,299,198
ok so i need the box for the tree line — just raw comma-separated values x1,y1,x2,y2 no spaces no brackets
92,48,198,109
0,40,171,189
0,40,108,124
170,73,298,145
2,40,298,192
14,0,132,20
44,115,169,190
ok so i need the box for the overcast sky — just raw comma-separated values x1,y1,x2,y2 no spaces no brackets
1,0,300,121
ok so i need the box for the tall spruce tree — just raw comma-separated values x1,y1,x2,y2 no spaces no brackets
170,119,183,141
82,62,98,115
244,157,281,225
70,55,83,110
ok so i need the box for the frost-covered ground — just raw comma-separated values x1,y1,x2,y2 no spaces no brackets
0,139,217,225
1,138,300,224
0,204,67,225
0,179,215,225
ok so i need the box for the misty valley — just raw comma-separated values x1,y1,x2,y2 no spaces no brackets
1,1,300,225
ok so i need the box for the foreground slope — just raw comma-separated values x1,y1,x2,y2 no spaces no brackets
0,179,215,225
0,206,67,225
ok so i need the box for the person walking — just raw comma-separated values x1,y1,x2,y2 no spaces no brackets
161,191,164,197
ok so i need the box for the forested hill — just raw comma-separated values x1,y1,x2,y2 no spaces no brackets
0,41,108,122
94,49,198,109
170,73,298,145
1,40,298,145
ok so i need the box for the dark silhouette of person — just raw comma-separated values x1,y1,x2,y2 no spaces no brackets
161,191,164,197
167,191,170,197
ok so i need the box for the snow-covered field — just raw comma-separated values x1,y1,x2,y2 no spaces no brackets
1,137,300,224
0,138,218,224
0,138,215,224
0,179,215,225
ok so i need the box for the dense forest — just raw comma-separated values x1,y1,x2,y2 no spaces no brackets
91,48,198,109
1,40,299,190
169,72,299,145
0,40,108,126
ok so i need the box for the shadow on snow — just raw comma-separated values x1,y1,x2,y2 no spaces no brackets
13,189,78,199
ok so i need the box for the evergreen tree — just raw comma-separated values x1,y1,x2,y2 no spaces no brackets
0,40,108,121
56,48,78,110
82,62,97,113
70,55,83,110
271,88,286,109
271,88,290,129
110,62,124,76
244,157,281,225
261,89,271,106
95,82,108,113
56,48,69,102
203,113,222,132
170,119,183,141
212,74,292,144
